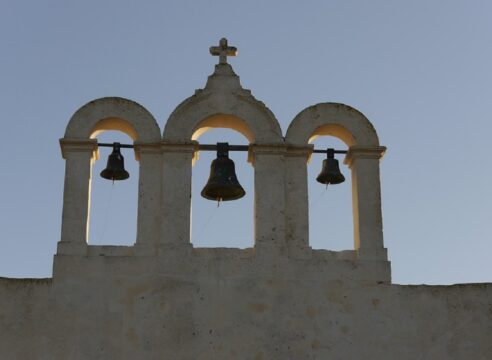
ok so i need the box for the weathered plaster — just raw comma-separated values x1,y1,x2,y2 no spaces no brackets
1,259,491,359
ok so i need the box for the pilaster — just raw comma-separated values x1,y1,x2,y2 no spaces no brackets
57,138,98,255
345,146,387,260
284,145,313,258
133,142,162,255
159,142,197,252
249,144,287,255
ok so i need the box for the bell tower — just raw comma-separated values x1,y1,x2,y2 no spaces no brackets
55,38,389,278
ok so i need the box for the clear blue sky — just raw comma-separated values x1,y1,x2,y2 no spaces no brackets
0,1,491,284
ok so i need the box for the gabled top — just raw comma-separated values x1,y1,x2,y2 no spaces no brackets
162,37,283,144
204,38,243,92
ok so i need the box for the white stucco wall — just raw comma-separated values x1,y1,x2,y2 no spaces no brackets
1,252,491,360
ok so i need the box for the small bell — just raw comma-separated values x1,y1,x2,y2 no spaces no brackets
201,142,245,201
100,142,130,181
316,148,345,185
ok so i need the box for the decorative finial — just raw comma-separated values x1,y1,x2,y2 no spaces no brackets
209,38,237,65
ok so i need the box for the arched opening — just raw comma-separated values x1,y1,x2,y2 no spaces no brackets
191,114,254,143
90,117,138,141
286,103,384,256
308,123,356,147
308,134,352,251
89,129,138,246
191,124,253,249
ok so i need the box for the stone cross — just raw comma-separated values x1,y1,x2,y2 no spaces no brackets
209,38,237,64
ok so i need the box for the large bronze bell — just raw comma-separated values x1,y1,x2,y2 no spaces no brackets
201,142,245,201
100,142,130,181
316,148,345,185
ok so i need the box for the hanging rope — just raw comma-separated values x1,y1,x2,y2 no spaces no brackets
194,204,219,243
97,182,114,243
309,187,328,210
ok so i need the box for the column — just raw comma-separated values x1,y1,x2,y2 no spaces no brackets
159,142,196,252
345,146,387,260
57,139,98,255
284,145,313,257
249,145,287,254
134,143,162,254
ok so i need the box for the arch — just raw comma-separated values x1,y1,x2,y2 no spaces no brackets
191,114,254,143
160,90,285,251
163,92,283,144
65,97,161,143
284,102,387,261
285,103,380,147
58,97,162,257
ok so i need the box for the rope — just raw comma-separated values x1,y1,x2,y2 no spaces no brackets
309,186,328,210
194,204,219,243
97,182,114,243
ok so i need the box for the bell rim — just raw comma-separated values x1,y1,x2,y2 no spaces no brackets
200,187,246,201
315,174,345,185
100,169,130,181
